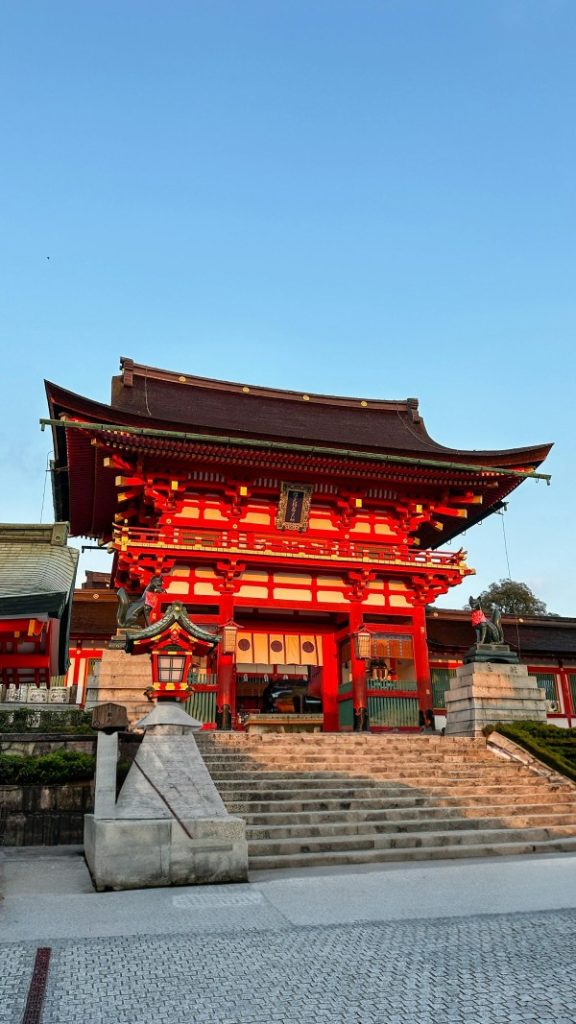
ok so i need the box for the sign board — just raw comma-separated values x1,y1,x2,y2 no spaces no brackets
92,702,129,732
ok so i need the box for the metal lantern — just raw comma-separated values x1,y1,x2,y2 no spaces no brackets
221,620,238,655
149,644,195,700
354,625,372,661
124,602,219,704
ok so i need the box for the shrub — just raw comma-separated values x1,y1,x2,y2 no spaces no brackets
0,707,95,734
486,720,576,784
0,749,96,785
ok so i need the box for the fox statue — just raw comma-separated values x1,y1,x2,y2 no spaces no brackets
116,575,165,628
469,597,504,644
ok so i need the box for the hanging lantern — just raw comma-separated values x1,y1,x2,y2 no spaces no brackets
221,620,238,655
354,625,372,660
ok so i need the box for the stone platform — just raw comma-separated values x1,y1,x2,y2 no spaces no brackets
92,640,151,725
85,702,248,890
445,660,548,737
244,713,324,734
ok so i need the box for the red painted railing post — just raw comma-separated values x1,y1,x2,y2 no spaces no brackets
412,605,432,718
216,594,236,731
349,602,369,732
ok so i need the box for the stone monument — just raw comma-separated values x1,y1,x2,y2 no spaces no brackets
84,700,248,890
444,599,548,736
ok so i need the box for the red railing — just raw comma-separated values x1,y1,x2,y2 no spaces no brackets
115,524,469,573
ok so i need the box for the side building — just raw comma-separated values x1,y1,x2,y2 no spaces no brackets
0,523,78,702
45,357,551,731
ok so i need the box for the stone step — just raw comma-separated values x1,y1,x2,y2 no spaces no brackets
200,757,526,770
206,774,393,790
202,765,509,778
197,735,482,745
198,744,483,757
200,752,531,767
430,790,575,808
239,801,576,827
211,750,490,760
203,765,541,778
247,825,576,858
246,811,576,841
216,771,535,786
197,743,482,757
223,789,573,815
198,732,576,869
425,780,566,796
248,836,576,871
214,780,559,802
207,764,547,778
197,745,495,757
224,795,432,814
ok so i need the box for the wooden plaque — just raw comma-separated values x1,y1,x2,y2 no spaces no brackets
275,483,313,532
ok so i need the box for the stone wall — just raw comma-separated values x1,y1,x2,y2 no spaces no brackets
0,733,142,846
0,734,97,757
0,781,94,845
0,732,141,759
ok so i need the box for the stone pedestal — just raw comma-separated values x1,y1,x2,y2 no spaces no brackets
245,713,324,734
94,641,152,725
84,702,248,890
445,661,548,737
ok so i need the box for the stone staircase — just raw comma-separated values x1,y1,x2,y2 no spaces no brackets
195,732,576,871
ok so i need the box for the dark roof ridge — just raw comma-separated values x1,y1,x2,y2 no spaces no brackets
117,356,419,413
427,607,575,626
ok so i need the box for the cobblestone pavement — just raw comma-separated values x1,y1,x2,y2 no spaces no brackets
2,908,576,1024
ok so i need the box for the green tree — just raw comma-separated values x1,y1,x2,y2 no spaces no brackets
467,579,549,616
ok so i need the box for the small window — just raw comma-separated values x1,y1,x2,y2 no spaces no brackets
533,672,560,710
431,668,457,709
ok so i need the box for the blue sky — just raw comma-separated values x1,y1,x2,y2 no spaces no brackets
1,1,574,612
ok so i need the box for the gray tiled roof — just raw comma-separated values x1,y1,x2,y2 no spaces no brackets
0,523,79,617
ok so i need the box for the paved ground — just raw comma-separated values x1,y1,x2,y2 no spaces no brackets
2,849,576,1023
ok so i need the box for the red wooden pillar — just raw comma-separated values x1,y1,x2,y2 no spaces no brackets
321,633,339,732
349,602,369,732
412,605,432,715
216,594,236,731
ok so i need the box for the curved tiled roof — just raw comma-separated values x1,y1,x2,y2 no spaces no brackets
0,524,79,618
126,602,218,647
117,358,552,462
44,358,552,542
47,357,552,464
0,523,79,678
